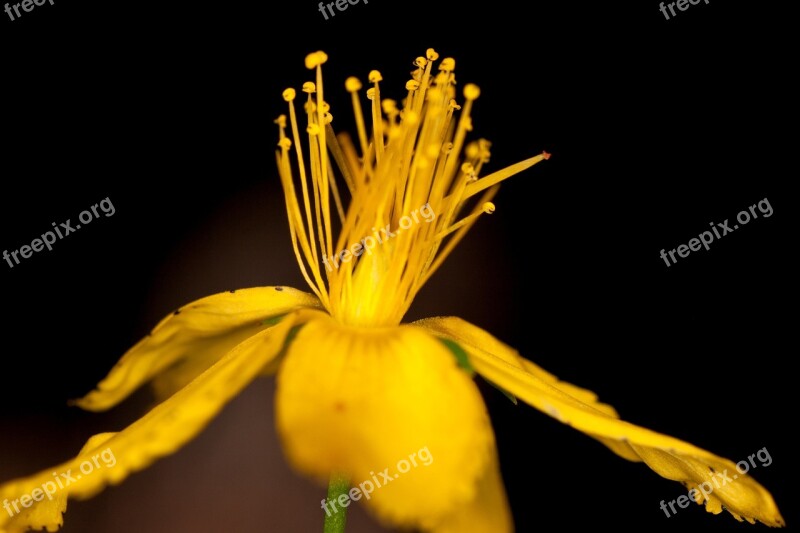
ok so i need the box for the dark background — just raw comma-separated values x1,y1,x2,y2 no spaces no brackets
1,1,794,531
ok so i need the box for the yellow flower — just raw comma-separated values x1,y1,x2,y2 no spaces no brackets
0,49,784,533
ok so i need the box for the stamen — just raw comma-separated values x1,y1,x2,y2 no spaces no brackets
277,49,548,326
368,70,385,163
435,202,496,241
283,88,318,267
345,77,370,160
460,151,551,201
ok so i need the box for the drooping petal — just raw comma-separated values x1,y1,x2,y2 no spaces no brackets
416,316,785,527
429,448,512,533
0,434,112,533
0,312,311,533
275,315,504,530
417,316,631,458
74,286,319,410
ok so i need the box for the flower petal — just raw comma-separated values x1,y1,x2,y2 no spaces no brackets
74,286,319,410
416,316,785,528
275,315,501,529
0,312,309,533
429,448,512,533
0,434,112,533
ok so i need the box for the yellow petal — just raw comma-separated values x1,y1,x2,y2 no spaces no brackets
0,312,310,533
430,448,512,533
0,434,113,533
416,316,785,528
74,286,319,410
275,315,501,530
417,316,632,459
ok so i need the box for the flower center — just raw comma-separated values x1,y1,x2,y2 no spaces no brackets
276,49,548,327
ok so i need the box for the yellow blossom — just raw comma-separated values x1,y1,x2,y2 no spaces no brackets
0,48,783,533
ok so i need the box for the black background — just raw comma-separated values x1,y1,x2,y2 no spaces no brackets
1,1,795,532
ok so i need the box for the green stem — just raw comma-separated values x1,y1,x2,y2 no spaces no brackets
323,474,350,533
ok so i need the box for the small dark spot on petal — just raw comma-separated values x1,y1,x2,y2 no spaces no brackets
275,286,284,292
173,310,181,316
709,466,716,473
333,402,345,412
230,289,236,293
